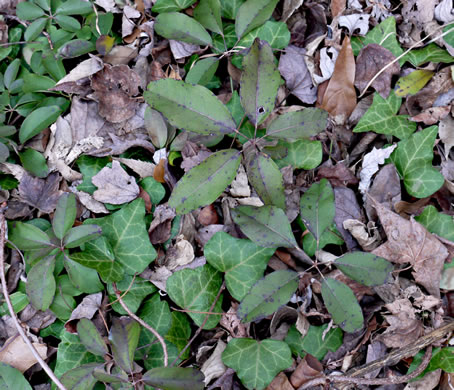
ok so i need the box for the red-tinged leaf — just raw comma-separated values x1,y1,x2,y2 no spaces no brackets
142,367,205,390
109,317,141,373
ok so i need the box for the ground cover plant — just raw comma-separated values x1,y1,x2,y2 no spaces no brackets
1,0,454,389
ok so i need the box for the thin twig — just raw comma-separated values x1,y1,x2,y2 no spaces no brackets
0,204,68,390
299,346,432,389
112,282,168,366
170,281,225,367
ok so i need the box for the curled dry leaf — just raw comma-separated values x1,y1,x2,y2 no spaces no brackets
200,340,227,384
355,44,400,98
290,354,323,388
321,36,356,124
410,106,450,125
338,14,370,36
65,292,102,332
359,145,397,193
92,160,140,204
371,199,448,297
0,335,47,373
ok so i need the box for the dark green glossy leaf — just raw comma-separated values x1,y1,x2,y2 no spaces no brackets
18,148,48,178
8,221,52,250
237,270,298,323
16,2,45,20
4,59,21,90
63,255,104,294
109,317,141,373
235,0,279,39
0,362,32,390
26,255,56,311
19,106,62,143
143,367,205,390
77,318,109,357
56,0,94,15
24,18,47,41
55,14,81,32
415,205,454,241
52,193,76,240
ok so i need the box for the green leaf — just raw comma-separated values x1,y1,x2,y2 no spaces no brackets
169,149,241,214
0,143,9,164
174,0,197,8
220,0,244,19
92,367,129,384
415,205,454,241
16,2,46,20
285,324,343,360
140,177,166,205
167,264,223,329
444,24,454,48
18,148,48,178
85,199,157,274
109,317,141,373
144,107,169,149
237,270,298,322
76,155,109,194
63,225,102,248
395,69,433,97
239,21,290,50
334,252,393,286
8,221,52,250
186,58,219,87
0,292,29,316
63,256,104,294
205,231,275,300
165,312,191,358
24,18,47,41
143,367,205,390
270,139,323,170
52,193,76,240
50,294,76,321
0,362,32,390
241,39,280,125
22,73,55,92
235,0,279,39
4,59,21,90
55,0,94,15
302,224,344,257
321,278,364,333
351,17,405,65
145,79,236,135
154,12,212,46
353,92,416,139
19,105,62,143
108,275,157,315
54,330,104,382
246,153,285,209
405,43,454,67
26,255,56,311
266,108,328,141
58,39,96,59
70,236,123,283
60,363,100,390
152,0,181,13
231,205,297,248
193,0,223,35
300,179,335,241
55,15,81,32
77,319,109,357
390,125,444,198
408,347,454,378
222,338,292,390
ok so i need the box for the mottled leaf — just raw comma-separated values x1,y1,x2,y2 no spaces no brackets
238,21,290,50
185,58,219,86
77,319,108,357
405,43,454,67
395,70,434,97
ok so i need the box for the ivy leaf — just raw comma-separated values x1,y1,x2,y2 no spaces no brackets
321,278,364,333
395,70,434,97
300,179,335,241
204,231,275,300
107,275,157,315
238,21,290,50
237,270,298,322
231,205,297,248
26,255,56,311
247,153,286,209
143,367,205,390
334,252,394,286
408,347,454,378
165,312,191,358
240,39,280,126
76,156,110,194
154,12,212,46
0,362,32,390
70,236,124,283
85,199,157,274
268,139,323,170
285,324,343,360
353,91,417,139
405,43,454,66
415,205,454,241
109,317,141,373
166,265,223,329
222,338,292,390
169,149,241,214
77,319,109,357
193,0,223,35
235,0,279,39
390,125,444,198
145,79,236,135
220,0,244,19
52,193,77,240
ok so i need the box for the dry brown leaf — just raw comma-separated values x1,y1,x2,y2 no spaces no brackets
0,335,47,373
317,161,359,186
266,372,294,390
410,106,450,125
355,44,400,98
321,36,357,124
198,205,219,226
148,204,176,244
290,354,323,388
65,293,102,333
19,172,63,213
331,0,346,18
200,340,227,385
372,200,448,297
92,160,139,204
153,158,166,183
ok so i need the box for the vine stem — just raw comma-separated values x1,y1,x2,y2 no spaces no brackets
0,203,68,390
112,282,168,366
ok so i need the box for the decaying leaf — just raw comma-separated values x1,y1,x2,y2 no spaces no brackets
19,172,63,213
338,14,370,36
0,335,47,373
359,145,397,193
321,36,356,124
372,200,448,297
92,160,140,204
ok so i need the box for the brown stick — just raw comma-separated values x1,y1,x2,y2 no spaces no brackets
112,282,168,366
0,204,68,390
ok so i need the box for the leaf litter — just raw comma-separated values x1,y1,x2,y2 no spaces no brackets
3,0,454,389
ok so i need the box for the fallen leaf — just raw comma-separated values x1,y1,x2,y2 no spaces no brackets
198,204,219,226
92,160,140,204
281,0,304,22
0,335,47,373
331,0,346,18
355,44,400,98
229,164,251,198
410,106,450,125
201,340,227,385
279,45,317,104
90,64,141,123
317,161,359,187
435,0,454,23
321,36,356,124
338,14,370,35
343,219,380,251
65,293,102,333
153,158,166,183
372,200,448,297
19,172,63,213
114,157,155,178
439,114,454,156
121,5,141,37
404,369,441,390
289,354,323,388
169,40,200,60
266,372,293,390
313,47,338,84
165,235,195,270
359,145,397,193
